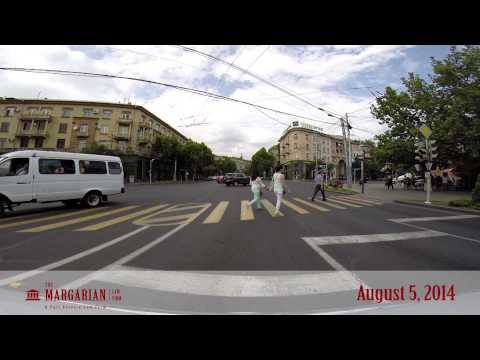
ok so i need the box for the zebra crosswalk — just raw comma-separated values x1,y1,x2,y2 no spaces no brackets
0,195,384,233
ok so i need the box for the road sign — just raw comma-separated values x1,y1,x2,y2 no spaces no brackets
419,125,432,139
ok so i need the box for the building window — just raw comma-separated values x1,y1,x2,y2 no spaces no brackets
78,140,87,151
119,125,129,136
0,138,7,148
0,122,9,132
99,141,112,149
103,109,112,118
294,143,297,149
293,134,297,140
101,126,109,135
79,124,88,135
34,138,44,148
27,107,39,115
57,139,65,149
58,123,68,134
83,108,93,117
118,141,128,152
62,108,73,117
19,137,29,148
5,107,16,117
79,160,107,174
306,153,310,160
306,144,309,150
40,108,52,115
39,159,75,175
121,111,131,120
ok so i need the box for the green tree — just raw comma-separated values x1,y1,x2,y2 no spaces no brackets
250,147,274,178
371,46,480,188
215,157,237,174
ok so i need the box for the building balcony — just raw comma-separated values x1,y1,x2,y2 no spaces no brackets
76,131,89,137
137,135,150,145
20,114,53,121
118,117,132,125
16,128,48,137
114,132,130,140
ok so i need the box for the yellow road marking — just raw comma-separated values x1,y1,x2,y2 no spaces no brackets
309,198,346,209
327,198,362,208
334,196,374,206
293,198,329,212
0,208,67,224
240,201,255,221
203,201,229,224
19,206,138,233
282,199,310,214
134,203,211,226
261,199,283,217
336,196,382,205
76,204,170,231
0,207,103,230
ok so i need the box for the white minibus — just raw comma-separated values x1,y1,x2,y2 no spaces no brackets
0,150,125,215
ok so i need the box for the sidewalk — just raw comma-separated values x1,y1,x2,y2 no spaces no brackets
350,181,472,203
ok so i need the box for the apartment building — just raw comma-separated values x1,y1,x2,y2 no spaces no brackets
0,98,187,180
277,121,366,179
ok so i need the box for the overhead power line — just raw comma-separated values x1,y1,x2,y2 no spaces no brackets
0,66,337,127
172,45,345,118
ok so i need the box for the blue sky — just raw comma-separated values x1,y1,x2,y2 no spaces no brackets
0,45,453,158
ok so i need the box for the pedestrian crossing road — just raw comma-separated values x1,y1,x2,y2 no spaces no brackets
0,195,384,234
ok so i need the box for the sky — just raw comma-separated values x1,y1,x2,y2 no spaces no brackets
0,45,451,160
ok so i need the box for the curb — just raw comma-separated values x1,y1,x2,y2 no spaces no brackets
394,200,480,215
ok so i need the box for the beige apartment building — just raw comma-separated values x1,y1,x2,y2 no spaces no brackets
0,98,187,180
277,121,367,180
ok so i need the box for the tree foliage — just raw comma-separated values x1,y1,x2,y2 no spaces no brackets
250,147,274,178
371,45,480,187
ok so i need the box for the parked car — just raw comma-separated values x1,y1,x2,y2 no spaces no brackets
0,150,125,215
224,173,250,186
217,175,225,184
207,176,217,181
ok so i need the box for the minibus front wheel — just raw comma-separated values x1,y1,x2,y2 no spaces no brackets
82,191,102,208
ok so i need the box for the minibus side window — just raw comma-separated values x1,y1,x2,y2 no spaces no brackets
108,162,122,174
0,158,29,177
79,160,107,174
39,159,76,175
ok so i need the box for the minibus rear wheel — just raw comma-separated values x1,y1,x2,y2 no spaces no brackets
82,191,102,208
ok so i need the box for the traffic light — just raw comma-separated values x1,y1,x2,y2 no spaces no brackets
415,141,427,162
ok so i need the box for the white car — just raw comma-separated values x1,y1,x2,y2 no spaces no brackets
0,150,125,214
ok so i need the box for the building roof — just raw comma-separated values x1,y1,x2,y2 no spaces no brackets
0,97,187,141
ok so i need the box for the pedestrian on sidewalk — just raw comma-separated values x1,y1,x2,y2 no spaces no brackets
385,176,394,190
248,176,266,210
269,166,288,216
311,170,326,202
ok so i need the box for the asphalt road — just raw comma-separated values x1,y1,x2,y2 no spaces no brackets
1,180,479,314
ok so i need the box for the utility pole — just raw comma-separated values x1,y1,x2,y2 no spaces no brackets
345,113,353,188
339,116,351,188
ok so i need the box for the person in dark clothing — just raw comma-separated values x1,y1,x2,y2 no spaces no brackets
311,171,326,201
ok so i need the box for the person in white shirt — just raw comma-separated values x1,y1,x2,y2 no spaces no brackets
311,171,326,201
269,166,288,216
248,176,266,210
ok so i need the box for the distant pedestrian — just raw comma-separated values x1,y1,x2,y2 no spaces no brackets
311,171,326,202
385,176,394,190
248,177,266,210
269,166,288,216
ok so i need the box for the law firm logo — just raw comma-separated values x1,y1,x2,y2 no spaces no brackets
25,289,40,301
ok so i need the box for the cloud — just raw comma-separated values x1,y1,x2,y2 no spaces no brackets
0,45,420,159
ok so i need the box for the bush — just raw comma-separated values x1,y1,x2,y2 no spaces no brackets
472,174,480,204
448,199,472,207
